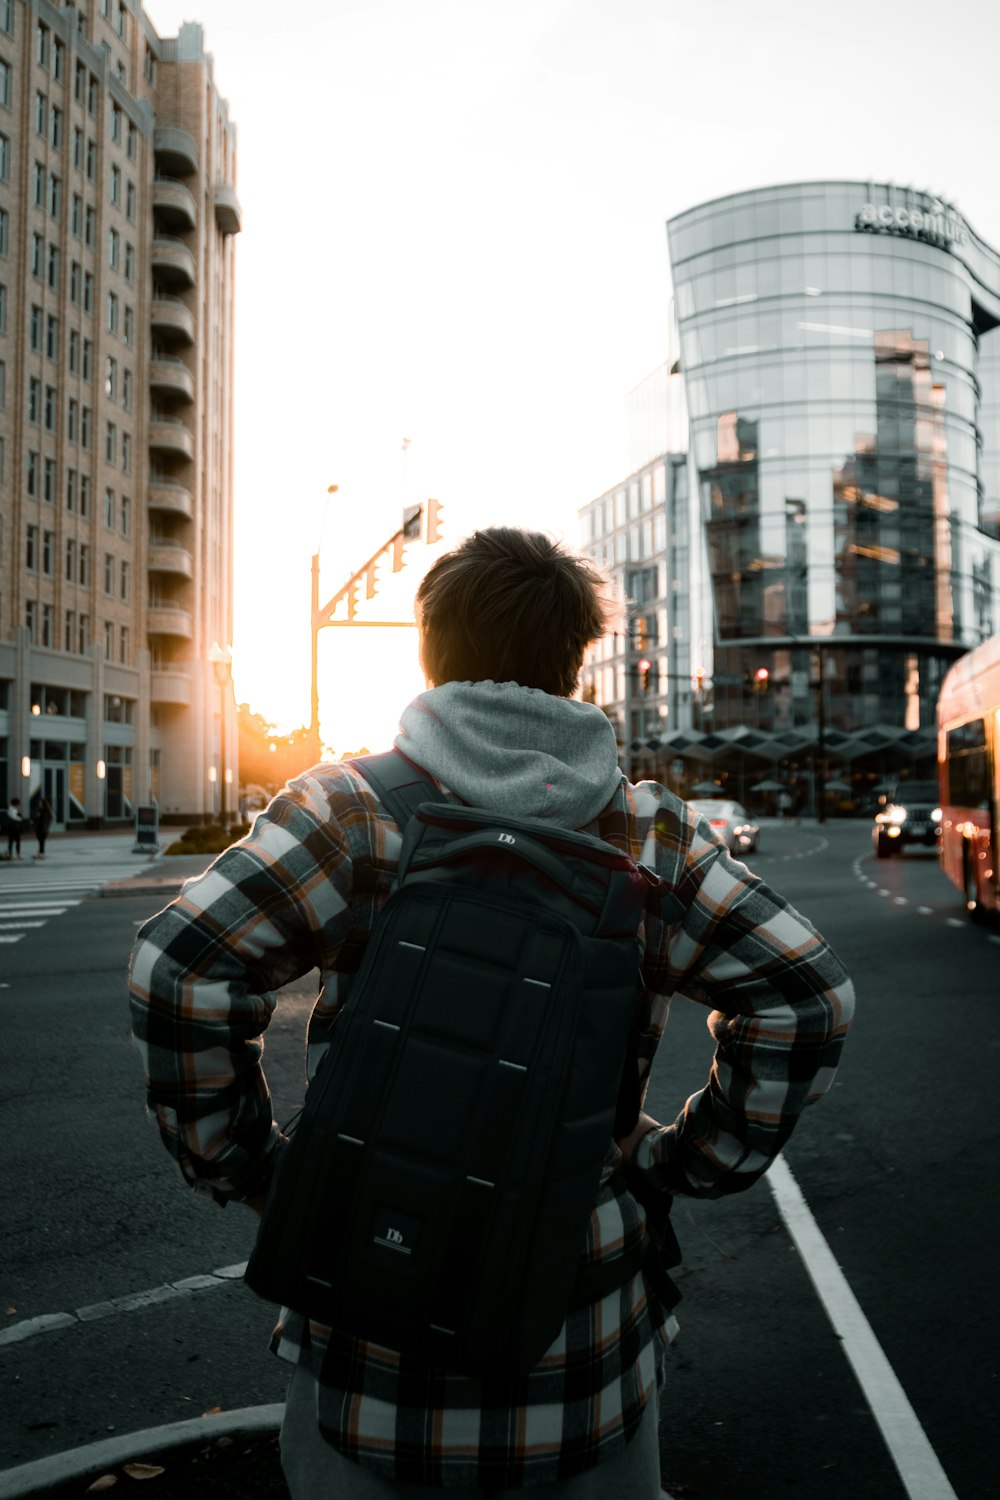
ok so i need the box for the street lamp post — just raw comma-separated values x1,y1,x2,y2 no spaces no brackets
208,642,233,827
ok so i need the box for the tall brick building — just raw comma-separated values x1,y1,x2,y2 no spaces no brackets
0,1,239,826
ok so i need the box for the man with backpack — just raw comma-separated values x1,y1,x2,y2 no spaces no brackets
130,526,854,1498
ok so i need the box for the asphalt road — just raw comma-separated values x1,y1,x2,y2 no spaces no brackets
1,820,997,1498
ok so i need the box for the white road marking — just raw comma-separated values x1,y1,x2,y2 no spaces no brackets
893,897,908,905
0,920,46,930
0,934,24,944
0,900,81,912
917,907,933,915
769,1155,959,1500
0,1262,249,1349
945,918,964,928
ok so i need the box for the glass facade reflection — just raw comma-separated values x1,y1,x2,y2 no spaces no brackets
666,181,1000,783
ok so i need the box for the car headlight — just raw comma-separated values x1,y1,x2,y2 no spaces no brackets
931,808,942,823
885,805,907,824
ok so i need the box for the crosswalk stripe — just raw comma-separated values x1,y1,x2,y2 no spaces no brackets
0,920,46,929
0,934,24,944
0,902,78,913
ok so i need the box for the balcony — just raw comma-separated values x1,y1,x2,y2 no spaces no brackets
151,295,195,345
148,541,194,579
150,670,192,707
150,355,195,403
149,476,194,519
152,177,197,232
154,126,198,176
151,236,196,290
149,417,194,461
147,604,194,640
214,182,242,236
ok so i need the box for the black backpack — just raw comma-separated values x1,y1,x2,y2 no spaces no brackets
245,750,679,1377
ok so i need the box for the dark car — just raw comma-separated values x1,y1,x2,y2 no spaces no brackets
872,780,942,858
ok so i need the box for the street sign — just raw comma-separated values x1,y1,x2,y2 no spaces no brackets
133,804,159,853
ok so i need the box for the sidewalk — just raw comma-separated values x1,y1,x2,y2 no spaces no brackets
0,826,217,900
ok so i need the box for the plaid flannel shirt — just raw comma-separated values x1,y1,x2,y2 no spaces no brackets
129,764,854,1488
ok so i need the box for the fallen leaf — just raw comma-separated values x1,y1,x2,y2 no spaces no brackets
201,1405,223,1417
5,1307,16,1316
214,1436,233,1450
86,1478,117,1493
122,1464,165,1480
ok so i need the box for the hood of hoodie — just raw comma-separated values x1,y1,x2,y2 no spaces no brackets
394,680,623,828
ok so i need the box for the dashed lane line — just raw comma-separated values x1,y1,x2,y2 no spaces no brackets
769,1155,959,1500
0,1262,248,1349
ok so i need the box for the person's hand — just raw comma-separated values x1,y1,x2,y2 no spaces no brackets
616,1110,660,1166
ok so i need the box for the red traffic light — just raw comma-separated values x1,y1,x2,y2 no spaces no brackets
637,658,652,674
754,666,769,682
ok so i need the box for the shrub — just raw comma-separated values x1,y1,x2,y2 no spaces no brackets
163,822,250,856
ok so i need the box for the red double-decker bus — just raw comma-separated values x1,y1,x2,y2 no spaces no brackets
937,637,1000,920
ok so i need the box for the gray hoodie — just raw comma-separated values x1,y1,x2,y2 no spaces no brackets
394,680,624,829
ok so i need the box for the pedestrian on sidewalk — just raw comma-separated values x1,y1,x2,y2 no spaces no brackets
30,789,53,859
129,527,855,1500
5,796,24,858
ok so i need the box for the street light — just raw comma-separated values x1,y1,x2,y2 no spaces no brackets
208,641,233,826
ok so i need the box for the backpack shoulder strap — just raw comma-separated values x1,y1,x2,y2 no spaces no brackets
351,749,439,832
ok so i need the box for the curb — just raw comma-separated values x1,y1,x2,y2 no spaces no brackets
0,1403,285,1499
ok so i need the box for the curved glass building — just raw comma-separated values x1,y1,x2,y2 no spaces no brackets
665,180,1000,786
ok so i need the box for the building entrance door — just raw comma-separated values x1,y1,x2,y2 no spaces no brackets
44,765,67,827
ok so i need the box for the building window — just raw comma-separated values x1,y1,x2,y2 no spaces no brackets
34,91,47,137
126,122,136,160
41,604,53,649
80,477,90,518
33,160,45,206
66,469,77,511
46,314,58,359
0,61,10,110
30,305,43,351
43,456,56,502
0,132,8,180
71,193,82,236
31,232,44,278
47,243,59,289
106,292,118,333
48,174,61,219
66,537,76,581
108,227,119,270
27,450,39,495
122,368,132,410
75,61,86,106
0,281,6,332
0,205,6,258
83,272,94,315
64,610,75,652
105,356,117,398
0,4,11,39
26,601,37,642
67,398,78,442
86,139,96,181
121,432,131,474
123,242,134,283
26,525,38,570
72,127,83,170
88,75,98,117
103,553,113,596
119,625,128,664
105,422,116,463
69,261,81,305
0,358,4,407
123,305,133,346
104,620,114,657
28,377,41,423
103,486,114,526
120,560,129,602
120,496,130,537
44,385,56,432
49,107,61,149
36,22,49,68
110,103,121,144
125,180,135,220
42,529,54,575
69,329,79,373
84,204,96,247
78,615,88,654
81,406,91,449
110,164,120,207
52,38,64,83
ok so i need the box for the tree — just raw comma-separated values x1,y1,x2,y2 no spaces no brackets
237,704,316,795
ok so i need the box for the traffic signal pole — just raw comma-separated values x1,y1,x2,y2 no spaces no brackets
309,501,443,762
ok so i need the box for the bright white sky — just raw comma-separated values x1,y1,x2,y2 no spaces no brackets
146,0,1000,755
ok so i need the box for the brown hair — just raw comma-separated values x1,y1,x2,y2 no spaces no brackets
415,527,615,697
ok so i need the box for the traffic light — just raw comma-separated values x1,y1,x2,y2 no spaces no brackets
425,497,444,545
753,666,770,692
637,657,652,694
633,616,649,652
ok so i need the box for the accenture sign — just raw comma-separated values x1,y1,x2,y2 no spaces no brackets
855,199,969,252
